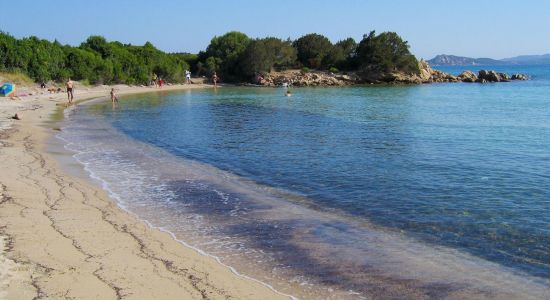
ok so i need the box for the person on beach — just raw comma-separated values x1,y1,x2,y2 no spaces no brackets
185,70,191,84
152,73,158,87
255,73,264,84
66,78,74,103
212,72,219,87
110,88,118,103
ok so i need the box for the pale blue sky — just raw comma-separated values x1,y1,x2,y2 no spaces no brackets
1,0,549,59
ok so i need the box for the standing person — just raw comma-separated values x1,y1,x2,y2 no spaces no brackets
66,78,74,103
212,72,219,87
185,70,191,84
110,88,118,103
152,73,158,87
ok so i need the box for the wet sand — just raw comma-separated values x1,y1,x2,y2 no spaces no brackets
0,84,292,299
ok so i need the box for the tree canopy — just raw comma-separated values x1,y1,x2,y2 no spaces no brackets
197,31,250,81
0,32,190,85
195,31,419,81
238,37,296,78
0,30,421,85
292,33,334,69
355,31,419,74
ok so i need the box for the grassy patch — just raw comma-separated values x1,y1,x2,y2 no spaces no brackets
0,71,35,86
78,79,91,87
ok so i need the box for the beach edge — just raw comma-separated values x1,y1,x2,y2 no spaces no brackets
0,84,293,300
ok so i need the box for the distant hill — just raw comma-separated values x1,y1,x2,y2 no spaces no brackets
501,54,550,65
427,55,504,66
428,54,550,66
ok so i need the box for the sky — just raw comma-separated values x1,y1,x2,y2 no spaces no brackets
1,0,550,59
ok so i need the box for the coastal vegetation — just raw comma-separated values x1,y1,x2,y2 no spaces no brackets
355,31,419,75
197,31,420,82
0,30,420,85
0,32,189,85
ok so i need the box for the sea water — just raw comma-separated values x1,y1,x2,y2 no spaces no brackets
58,65,550,299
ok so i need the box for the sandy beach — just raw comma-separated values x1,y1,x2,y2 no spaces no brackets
0,84,291,300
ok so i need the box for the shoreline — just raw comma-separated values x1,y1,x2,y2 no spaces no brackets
54,86,550,299
3,83,549,299
0,84,293,299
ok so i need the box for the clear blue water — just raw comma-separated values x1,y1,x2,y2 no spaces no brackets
60,65,550,298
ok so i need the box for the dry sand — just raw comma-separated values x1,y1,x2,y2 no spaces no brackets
0,84,291,299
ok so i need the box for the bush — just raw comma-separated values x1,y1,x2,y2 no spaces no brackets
201,31,250,81
237,37,297,79
79,79,91,86
356,31,419,74
301,67,310,74
0,32,189,85
293,33,334,70
329,67,339,73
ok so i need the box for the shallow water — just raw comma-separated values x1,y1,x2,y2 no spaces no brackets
59,66,550,299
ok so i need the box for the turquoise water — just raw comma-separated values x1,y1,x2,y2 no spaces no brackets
60,66,550,298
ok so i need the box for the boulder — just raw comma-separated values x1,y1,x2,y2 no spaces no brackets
511,73,528,80
476,70,527,83
478,70,502,82
255,65,527,86
458,70,478,83
498,73,510,81
259,70,356,87
418,59,434,82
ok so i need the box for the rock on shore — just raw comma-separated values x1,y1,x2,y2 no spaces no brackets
467,70,528,83
255,61,528,86
412,61,528,84
259,70,359,87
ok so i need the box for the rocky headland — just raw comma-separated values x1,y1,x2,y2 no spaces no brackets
256,60,528,87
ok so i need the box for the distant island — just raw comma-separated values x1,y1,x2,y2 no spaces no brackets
428,54,550,66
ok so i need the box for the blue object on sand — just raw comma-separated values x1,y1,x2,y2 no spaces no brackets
0,83,16,97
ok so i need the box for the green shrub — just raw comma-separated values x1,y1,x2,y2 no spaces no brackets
301,67,310,74
293,33,333,69
79,79,91,86
0,71,35,85
356,31,420,74
0,32,189,85
329,67,339,73
238,37,296,78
